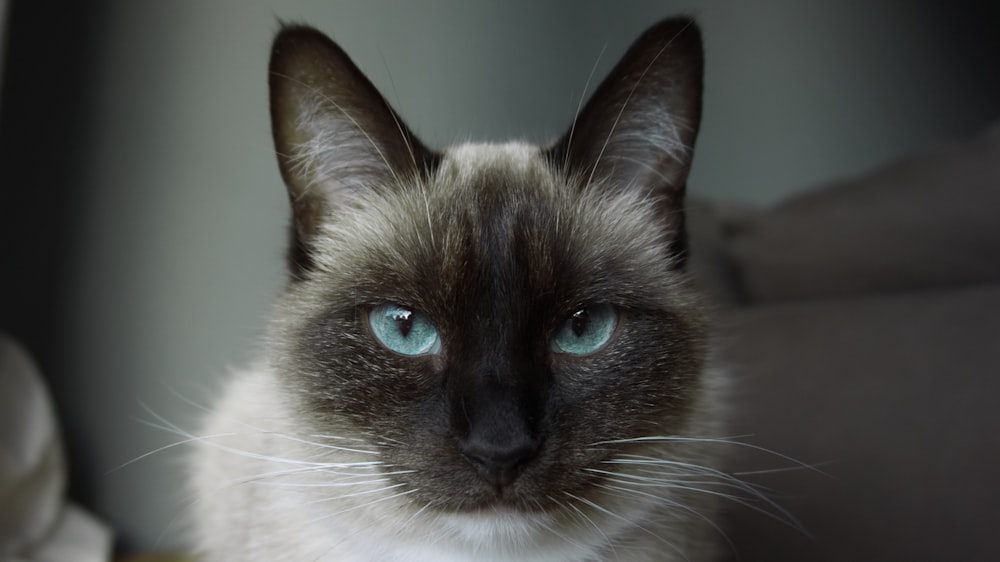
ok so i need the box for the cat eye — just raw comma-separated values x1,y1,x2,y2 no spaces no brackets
551,304,618,356
368,304,441,356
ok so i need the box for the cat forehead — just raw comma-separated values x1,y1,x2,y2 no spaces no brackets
312,138,671,265
439,142,547,183
430,141,564,205
303,139,681,311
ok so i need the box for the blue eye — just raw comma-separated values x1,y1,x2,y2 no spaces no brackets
552,304,618,355
368,304,441,356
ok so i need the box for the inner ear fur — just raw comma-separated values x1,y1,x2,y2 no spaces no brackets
269,25,437,277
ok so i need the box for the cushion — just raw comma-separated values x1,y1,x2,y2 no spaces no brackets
727,120,1000,302
716,284,1000,561
686,198,748,306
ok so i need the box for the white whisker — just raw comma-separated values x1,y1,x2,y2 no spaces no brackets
306,487,420,523
591,482,736,555
377,51,420,173
564,491,688,561
593,435,829,476
562,43,608,171
303,482,409,506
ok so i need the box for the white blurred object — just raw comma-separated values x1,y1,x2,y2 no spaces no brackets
0,335,112,562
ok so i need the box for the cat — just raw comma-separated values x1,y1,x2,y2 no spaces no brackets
189,17,730,562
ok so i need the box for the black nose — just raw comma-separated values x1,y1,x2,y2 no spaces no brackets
460,433,540,488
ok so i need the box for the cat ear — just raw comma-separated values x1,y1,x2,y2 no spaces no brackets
269,25,435,276
548,18,703,267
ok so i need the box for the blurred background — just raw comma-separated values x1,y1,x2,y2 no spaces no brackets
1,0,998,554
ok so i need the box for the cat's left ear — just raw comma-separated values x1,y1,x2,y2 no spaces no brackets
548,18,703,267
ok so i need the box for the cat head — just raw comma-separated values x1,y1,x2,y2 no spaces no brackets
267,19,707,513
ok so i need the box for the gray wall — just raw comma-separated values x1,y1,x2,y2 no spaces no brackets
2,0,998,552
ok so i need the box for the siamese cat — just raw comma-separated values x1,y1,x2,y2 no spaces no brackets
190,17,731,561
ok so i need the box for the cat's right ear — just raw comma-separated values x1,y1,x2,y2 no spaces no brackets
269,25,435,277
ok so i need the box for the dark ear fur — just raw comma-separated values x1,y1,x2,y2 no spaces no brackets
548,18,703,268
269,25,437,277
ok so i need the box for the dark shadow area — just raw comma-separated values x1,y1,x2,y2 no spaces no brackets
921,0,1000,135
0,0,108,509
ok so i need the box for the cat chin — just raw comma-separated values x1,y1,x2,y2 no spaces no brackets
430,497,661,556
435,507,555,546
419,508,611,562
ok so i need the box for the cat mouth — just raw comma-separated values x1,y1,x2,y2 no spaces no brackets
379,432,614,515
409,457,603,515
440,488,558,515
438,476,547,512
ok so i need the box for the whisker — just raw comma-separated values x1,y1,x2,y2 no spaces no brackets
245,467,416,489
268,432,381,456
105,430,239,475
732,460,837,477
400,499,436,529
302,482,410,507
377,49,420,173
593,435,829,476
590,462,810,538
587,466,771,496
135,403,383,477
566,495,606,538
563,491,688,561
309,433,370,443
591,482,737,556
562,43,608,171
141,398,383,456
306,487,420,522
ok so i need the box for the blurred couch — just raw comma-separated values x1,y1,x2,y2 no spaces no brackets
688,120,1000,560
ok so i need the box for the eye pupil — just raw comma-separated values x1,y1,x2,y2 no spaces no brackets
394,310,414,338
369,304,440,356
571,309,589,337
552,304,617,356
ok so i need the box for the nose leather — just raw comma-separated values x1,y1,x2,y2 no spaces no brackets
459,425,540,488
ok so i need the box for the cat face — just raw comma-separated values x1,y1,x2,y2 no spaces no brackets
266,19,706,515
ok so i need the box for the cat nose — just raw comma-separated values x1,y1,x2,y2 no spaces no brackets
460,434,540,488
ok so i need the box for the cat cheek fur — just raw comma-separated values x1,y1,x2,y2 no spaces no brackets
190,17,728,562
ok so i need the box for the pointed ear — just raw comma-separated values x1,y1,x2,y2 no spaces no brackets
548,18,703,267
269,25,436,277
